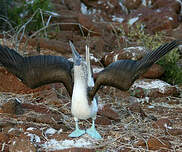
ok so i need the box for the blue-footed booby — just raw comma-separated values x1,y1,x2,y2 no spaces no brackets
69,41,101,139
0,40,180,139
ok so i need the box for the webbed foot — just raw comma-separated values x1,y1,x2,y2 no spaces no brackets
68,129,85,138
86,127,102,139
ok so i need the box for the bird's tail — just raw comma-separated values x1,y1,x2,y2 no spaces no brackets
0,45,24,77
136,40,181,72
86,45,94,87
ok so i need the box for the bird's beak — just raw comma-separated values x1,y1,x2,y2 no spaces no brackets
69,41,82,66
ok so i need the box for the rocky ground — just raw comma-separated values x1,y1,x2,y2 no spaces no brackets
0,0,182,151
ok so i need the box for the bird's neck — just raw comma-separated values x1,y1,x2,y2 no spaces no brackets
72,66,89,104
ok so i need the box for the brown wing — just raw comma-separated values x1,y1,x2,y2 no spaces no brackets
89,40,180,100
0,45,73,96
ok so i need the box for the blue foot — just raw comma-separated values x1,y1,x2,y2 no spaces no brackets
68,129,85,138
86,127,102,139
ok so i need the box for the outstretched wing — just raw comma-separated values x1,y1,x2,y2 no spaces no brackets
0,45,73,96
89,40,180,100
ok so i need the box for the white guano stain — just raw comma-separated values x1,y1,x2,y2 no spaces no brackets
45,128,57,135
26,127,36,131
42,138,92,150
112,16,124,23
128,17,139,25
132,79,171,94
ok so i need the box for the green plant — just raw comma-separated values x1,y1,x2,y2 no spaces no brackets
120,24,182,85
0,0,13,31
0,0,11,18
7,0,53,32
158,49,182,84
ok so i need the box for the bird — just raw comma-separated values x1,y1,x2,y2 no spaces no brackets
69,42,101,139
0,40,180,139
0,41,102,139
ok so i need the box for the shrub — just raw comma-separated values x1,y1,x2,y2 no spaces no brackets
0,0,13,31
3,0,53,32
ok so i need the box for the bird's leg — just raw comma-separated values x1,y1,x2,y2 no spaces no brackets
68,117,85,138
86,116,102,139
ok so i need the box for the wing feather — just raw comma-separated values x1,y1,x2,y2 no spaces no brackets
0,45,73,96
89,40,180,100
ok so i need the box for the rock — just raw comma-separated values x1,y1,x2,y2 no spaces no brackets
26,113,55,124
57,148,96,152
0,68,51,94
98,104,120,121
147,115,158,121
38,89,63,107
151,97,180,104
0,100,16,115
9,133,36,152
124,96,149,103
7,128,23,139
0,132,9,143
178,14,182,22
0,99,24,115
22,103,52,114
140,0,157,7
95,115,112,125
53,2,67,12
48,133,69,142
134,139,146,147
167,24,182,40
89,33,118,57
130,79,178,98
25,112,68,131
53,9,79,30
168,128,182,136
127,102,147,119
25,127,43,139
81,0,126,22
152,0,180,12
118,147,132,152
125,6,178,33
122,0,141,10
64,0,81,12
148,7,178,32
142,64,164,79
101,46,164,78
29,38,70,55
0,121,16,133
78,14,102,36
147,136,171,150
101,46,146,66
48,31,75,42
152,118,173,130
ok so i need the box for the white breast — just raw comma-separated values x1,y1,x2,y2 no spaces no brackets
71,63,98,120
71,81,92,120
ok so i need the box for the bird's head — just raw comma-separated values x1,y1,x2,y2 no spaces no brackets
69,41,82,66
